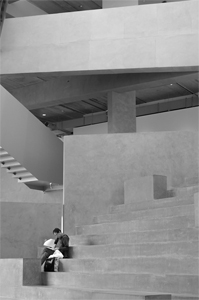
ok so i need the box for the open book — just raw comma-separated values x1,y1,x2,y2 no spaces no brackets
43,239,55,250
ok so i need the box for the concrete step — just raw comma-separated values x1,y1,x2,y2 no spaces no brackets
2,287,198,300
58,256,199,275
174,186,198,197
110,196,195,214
41,272,199,295
70,228,199,246
11,286,179,300
93,204,195,224
76,215,195,235
71,241,198,259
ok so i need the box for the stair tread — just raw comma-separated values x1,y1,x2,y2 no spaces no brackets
110,196,195,213
16,285,186,300
94,204,195,224
69,227,199,246
18,285,199,300
76,215,195,235
71,240,198,259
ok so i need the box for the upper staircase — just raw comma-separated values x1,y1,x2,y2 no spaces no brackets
0,146,39,184
0,85,63,191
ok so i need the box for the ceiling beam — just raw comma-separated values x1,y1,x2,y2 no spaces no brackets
2,72,197,110
54,93,199,131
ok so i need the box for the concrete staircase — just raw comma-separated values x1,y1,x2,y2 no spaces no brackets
1,175,198,300
40,176,198,299
0,146,38,184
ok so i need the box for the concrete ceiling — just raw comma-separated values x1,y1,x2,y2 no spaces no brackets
1,71,198,134
3,0,199,135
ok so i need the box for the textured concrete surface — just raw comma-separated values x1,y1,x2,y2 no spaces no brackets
1,181,198,299
8,286,156,300
76,215,194,235
110,195,196,214
194,193,199,227
1,1,198,75
108,91,136,133
71,241,198,258
0,201,62,258
70,227,199,246
58,256,198,275
94,204,194,224
0,162,63,259
41,271,198,295
23,259,41,286
64,131,198,234
0,259,41,298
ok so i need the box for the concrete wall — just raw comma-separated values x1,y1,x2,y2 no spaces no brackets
0,167,63,258
73,107,199,135
64,131,198,234
0,85,63,184
1,1,198,75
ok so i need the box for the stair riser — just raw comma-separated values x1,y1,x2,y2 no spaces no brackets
70,228,199,246
59,257,199,275
41,272,199,295
13,286,147,300
94,205,194,224
110,197,195,214
71,241,198,259
76,216,195,235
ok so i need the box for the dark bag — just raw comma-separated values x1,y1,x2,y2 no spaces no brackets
44,258,55,272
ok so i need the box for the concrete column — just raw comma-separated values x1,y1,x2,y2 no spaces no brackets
108,91,136,133
102,0,138,8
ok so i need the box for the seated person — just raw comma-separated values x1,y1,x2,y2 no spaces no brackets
53,227,70,258
41,228,69,265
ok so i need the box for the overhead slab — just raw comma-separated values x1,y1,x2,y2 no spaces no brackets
1,1,198,76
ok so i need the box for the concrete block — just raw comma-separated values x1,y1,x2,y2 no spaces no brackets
76,215,195,235
194,193,199,227
0,259,23,288
94,204,194,224
71,241,198,259
70,228,199,246
124,175,173,204
0,258,41,300
23,259,41,286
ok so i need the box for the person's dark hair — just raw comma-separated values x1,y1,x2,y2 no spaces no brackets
53,228,61,234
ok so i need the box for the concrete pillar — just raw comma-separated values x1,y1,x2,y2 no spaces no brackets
102,0,138,8
108,91,136,133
